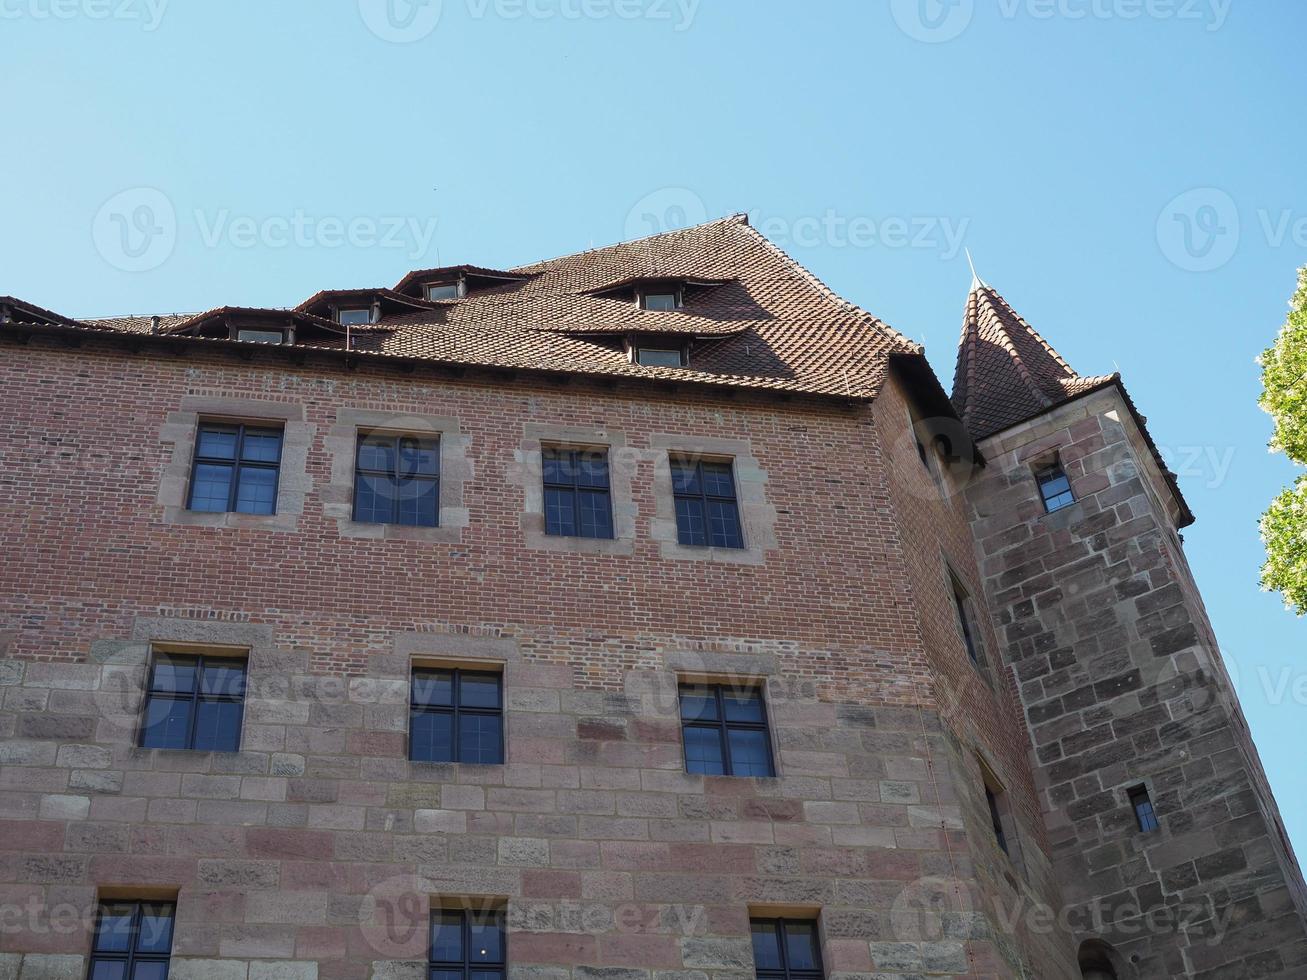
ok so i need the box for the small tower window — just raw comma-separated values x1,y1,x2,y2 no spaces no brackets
1128,784,1160,833
640,289,681,311
337,307,375,326
1036,462,1075,512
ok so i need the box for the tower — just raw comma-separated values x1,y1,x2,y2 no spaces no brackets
955,279,1307,978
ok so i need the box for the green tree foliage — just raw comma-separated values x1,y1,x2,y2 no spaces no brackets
1258,267,1307,614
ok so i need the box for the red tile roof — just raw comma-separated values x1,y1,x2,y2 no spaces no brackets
58,214,924,401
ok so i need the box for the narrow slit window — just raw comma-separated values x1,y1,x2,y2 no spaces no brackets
542,447,613,540
89,900,175,979
1128,785,1160,833
354,433,440,528
1036,462,1075,512
679,683,774,778
140,653,247,752
411,669,504,765
187,422,284,516
986,784,1009,854
430,908,506,980
951,576,981,666
750,917,824,980
671,456,744,549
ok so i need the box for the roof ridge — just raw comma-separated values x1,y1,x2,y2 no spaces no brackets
510,213,749,272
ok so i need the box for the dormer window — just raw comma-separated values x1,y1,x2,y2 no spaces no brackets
636,348,685,368
424,280,464,302
337,307,376,327
639,288,681,311
235,329,287,345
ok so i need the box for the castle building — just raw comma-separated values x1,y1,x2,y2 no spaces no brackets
0,215,1302,979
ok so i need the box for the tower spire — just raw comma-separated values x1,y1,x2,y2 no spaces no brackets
965,248,986,290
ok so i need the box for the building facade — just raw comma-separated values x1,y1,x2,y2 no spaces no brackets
0,215,1302,979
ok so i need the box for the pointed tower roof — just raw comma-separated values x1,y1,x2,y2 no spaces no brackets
951,278,1194,527
952,280,1113,439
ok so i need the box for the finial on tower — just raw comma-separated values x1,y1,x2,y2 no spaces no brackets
965,248,986,290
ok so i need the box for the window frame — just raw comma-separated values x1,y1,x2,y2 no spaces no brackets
88,900,176,978
541,446,615,540
140,652,247,753
186,421,284,515
409,667,505,766
636,347,686,368
671,456,746,550
1128,784,1160,833
429,907,506,980
353,432,442,528
337,306,376,326
749,916,825,980
234,328,288,345
1036,461,1076,513
639,287,682,311
678,682,776,778
424,280,464,302
985,784,1009,855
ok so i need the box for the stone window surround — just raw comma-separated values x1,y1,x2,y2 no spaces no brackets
975,752,1028,879
323,408,471,544
649,433,778,566
157,396,313,533
943,559,994,687
90,617,279,752
510,423,637,556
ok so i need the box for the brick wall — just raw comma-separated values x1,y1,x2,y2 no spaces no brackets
0,337,1070,978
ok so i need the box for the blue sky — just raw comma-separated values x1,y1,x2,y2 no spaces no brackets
3,2,1305,855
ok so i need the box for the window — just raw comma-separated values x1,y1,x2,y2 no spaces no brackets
985,784,1009,854
679,683,774,777
640,289,680,311
425,281,462,301
542,448,613,539
89,901,175,980
430,908,505,980
140,653,246,752
1128,785,1160,833
750,918,824,980
337,307,375,326
187,423,283,515
951,575,981,666
410,668,504,765
354,433,440,527
235,328,286,344
671,457,744,549
636,347,684,368
1037,462,1075,512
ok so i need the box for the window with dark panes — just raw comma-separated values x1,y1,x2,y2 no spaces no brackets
679,683,774,777
235,329,286,345
88,900,175,980
1036,462,1075,513
140,653,246,752
430,908,505,980
425,282,461,301
410,669,504,764
640,290,680,311
671,457,744,549
187,422,283,515
750,918,824,980
636,348,684,367
354,433,440,527
542,448,613,539
1129,785,1160,833
951,575,981,667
